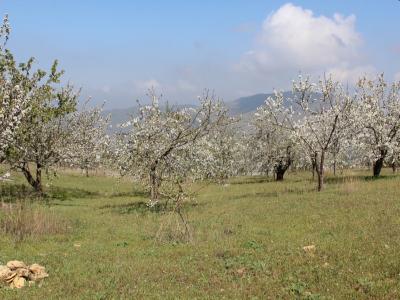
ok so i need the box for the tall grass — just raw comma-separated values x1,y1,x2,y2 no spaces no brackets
0,200,70,242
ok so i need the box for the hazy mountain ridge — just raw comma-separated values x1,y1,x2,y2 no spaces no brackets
103,92,292,128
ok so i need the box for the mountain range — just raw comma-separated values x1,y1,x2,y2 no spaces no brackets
103,92,290,128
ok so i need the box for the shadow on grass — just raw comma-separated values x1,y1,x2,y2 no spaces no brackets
228,186,314,201
46,186,100,201
229,191,279,201
324,173,398,184
229,176,273,185
0,183,34,202
108,189,148,198
100,200,205,215
0,182,100,202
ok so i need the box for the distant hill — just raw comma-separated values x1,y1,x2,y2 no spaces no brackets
226,91,294,116
226,93,270,115
103,93,292,129
103,104,197,130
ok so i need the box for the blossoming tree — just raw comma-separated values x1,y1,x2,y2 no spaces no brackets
64,102,110,176
115,91,232,207
354,74,400,177
6,62,79,193
0,15,31,164
264,76,354,190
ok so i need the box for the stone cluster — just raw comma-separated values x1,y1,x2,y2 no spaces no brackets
0,260,48,289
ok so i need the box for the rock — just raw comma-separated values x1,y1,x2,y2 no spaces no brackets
11,276,26,289
16,268,30,278
5,272,17,284
6,260,27,270
236,267,246,277
28,264,48,280
0,265,11,281
0,261,48,288
303,245,316,252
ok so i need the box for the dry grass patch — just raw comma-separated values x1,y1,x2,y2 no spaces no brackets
0,201,71,242
340,176,360,194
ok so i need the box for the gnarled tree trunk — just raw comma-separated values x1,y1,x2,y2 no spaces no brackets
20,162,43,194
274,146,292,181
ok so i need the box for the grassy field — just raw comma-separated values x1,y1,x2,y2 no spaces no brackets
1,169,400,299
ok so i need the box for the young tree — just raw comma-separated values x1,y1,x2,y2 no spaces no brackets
115,91,232,207
355,74,400,177
265,76,354,190
253,102,295,181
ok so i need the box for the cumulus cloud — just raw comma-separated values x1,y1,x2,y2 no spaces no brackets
327,64,376,84
237,3,373,85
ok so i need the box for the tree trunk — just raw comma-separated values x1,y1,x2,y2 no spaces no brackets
85,167,89,177
333,159,337,176
35,163,42,193
20,162,43,194
274,147,292,182
373,157,384,177
311,152,317,180
392,162,396,173
149,164,160,204
316,151,325,191
275,166,286,181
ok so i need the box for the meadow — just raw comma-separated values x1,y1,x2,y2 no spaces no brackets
1,169,400,299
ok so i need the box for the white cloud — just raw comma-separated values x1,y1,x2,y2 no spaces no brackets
327,64,376,84
237,3,372,85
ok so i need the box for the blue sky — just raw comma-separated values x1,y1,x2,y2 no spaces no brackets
1,1,399,108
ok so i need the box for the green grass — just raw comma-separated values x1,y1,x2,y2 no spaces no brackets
1,168,400,299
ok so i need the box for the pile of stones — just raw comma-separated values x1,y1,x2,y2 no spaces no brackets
0,260,48,289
